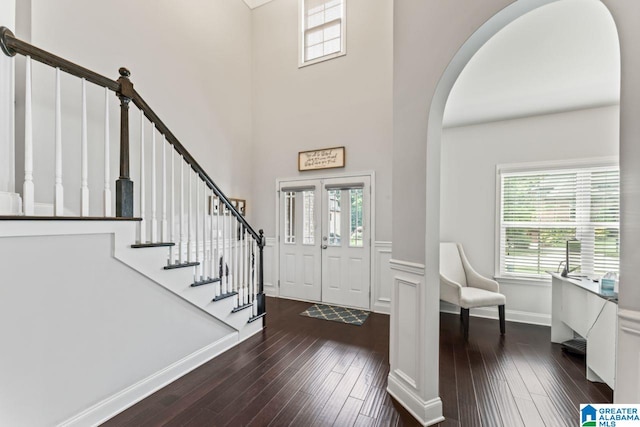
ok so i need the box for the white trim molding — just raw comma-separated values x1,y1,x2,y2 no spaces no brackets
242,0,274,10
388,260,443,426
263,236,278,296
389,258,425,276
372,241,392,314
58,334,238,427
616,308,640,402
387,375,444,427
440,301,551,326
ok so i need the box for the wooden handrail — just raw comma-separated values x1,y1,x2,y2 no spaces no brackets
0,26,262,244
1,27,119,91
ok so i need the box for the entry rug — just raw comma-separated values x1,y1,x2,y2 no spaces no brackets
300,304,370,326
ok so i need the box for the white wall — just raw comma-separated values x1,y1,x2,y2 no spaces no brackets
440,105,620,324
17,0,253,216
0,230,233,426
250,0,393,240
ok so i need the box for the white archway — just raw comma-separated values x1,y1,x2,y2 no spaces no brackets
388,0,626,425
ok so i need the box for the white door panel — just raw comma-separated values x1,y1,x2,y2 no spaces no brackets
321,177,371,309
279,181,321,302
278,175,371,310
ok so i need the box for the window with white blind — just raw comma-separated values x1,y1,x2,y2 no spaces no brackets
497,162,620,279
300,0,346,66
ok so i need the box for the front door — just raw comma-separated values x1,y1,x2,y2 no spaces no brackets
278,175,371,309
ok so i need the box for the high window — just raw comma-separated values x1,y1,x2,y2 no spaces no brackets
497,161,620,279
300,0,346,66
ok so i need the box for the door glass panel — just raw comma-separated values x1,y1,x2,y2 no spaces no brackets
350,188,364,247
285,191,296,244
328,189,341,246
303,190,315,245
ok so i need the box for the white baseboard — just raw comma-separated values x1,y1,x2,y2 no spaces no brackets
58,333,238,427
440,302,551,326
387,374,444,426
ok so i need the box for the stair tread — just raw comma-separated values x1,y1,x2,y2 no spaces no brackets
131,242,175,248
248,312,266,323
212,291,238,302
164,261,200,270
231,303,253,313
191,277,222,287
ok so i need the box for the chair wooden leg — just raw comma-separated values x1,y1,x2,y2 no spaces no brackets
499,304,506,335
461,308,469,340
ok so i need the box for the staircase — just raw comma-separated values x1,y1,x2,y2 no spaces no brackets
0,26,265,426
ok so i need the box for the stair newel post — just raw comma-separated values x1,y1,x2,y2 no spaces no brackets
257,229,266,318
115,67,134,217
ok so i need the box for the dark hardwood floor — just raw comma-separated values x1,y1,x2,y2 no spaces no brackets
104,297,612,426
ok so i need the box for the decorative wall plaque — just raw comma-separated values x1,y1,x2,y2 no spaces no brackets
298,146,345,171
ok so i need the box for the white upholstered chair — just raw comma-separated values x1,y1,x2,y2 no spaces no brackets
440,242,506,340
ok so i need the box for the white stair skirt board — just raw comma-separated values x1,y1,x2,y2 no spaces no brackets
387,374,445,427
58,333,238,427
0,191,21,214
439,301,551,326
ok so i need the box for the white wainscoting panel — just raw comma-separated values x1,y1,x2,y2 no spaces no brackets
616,309,640,402
387,259,444,426
373,241,392,314
263,237,277,296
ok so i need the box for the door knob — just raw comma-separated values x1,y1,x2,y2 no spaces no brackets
322,245,328,249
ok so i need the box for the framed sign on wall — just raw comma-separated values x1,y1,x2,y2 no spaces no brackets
298,146,346,171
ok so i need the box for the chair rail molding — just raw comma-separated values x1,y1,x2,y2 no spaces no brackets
389,258,425,276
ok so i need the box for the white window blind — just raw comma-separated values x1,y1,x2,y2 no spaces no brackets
498,165,619,279
301,0,345,64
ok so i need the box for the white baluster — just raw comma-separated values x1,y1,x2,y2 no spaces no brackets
23,56,34,215
169,148,175,264
54,67,64,216
150,126,158,243
80,78,89,216
234,216,239,304
242,225,246,305
222,202,227,294
195,175,200,277
188,168,193,262
210,190,215,285
215,195,221,296
179,159,185,264
161,135,168,242
103,87,111,217
139,112,146,243
252,240,257,316
202,182,208,280
244,227,248,305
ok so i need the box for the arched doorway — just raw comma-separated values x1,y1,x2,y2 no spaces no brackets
388,0,626,425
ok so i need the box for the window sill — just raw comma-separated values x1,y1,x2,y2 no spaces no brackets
493,275,552,287
299,51,346,68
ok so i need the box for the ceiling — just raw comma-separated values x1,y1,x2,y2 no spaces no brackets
443,0,620,128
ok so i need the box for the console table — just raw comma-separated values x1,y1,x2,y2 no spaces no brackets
550,272,617,389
